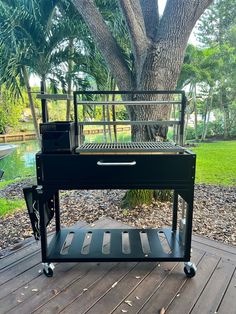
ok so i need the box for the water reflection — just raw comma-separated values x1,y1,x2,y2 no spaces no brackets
0,141,39,180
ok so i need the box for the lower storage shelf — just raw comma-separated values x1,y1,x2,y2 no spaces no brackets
46,227,186,262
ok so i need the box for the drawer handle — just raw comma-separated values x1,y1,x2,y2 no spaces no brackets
97,161,136,166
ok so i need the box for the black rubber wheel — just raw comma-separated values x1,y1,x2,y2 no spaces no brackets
43,267,54,277
184,266,196,278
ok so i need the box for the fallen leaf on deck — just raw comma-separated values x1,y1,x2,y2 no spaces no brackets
112,282,118,288
160,307,165,314
125,300,132,307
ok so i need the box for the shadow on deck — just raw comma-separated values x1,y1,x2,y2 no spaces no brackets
0,217,235,314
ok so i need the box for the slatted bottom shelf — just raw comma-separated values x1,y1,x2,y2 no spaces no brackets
46,228,186,262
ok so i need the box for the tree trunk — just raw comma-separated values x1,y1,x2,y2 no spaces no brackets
22,66,41,144
72,0,214,206
66,38,74,121
220,86,230,139
201,87,213,141
192,84,198,140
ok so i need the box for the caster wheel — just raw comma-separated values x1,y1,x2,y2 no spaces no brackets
43,267,53,277
184,262,197,278
42,263,55,277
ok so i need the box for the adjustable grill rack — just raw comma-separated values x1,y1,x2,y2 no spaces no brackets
24,90,197,278
76,142,185,154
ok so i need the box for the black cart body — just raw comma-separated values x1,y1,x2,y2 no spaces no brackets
25,90,197,277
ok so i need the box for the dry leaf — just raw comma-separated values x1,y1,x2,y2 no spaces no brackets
160,307,165,314
52,289,58,295
112,282,118,288
125,300,132,307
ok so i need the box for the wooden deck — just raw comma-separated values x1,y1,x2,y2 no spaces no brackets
0,217,236,314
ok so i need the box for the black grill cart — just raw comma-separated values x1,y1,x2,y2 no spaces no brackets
24,90,197,278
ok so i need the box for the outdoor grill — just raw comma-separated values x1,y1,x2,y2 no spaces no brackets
24,90,197,278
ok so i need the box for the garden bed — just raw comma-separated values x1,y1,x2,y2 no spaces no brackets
0,179,235,256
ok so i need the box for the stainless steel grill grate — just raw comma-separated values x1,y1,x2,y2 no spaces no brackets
76,142,184,153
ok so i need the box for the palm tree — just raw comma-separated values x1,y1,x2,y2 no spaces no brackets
0,0,90,141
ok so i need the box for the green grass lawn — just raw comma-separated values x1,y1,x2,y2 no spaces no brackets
191,140,236,186
0,198,25,217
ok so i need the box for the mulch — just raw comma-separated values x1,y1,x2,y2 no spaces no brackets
0,179,235,256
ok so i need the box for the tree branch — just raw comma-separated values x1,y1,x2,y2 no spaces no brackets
118,0,148,64
156,0,214,45
71,0,133,90
139,0,159,40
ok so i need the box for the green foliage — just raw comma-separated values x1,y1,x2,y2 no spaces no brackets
191,141,236,186
196,0,236,46
121,190,153,208
0,198,25,217
153,190,173,202
0,85,23,134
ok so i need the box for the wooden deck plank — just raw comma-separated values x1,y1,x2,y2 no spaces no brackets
131,250,203,314
42,262,137,314
1,262,78,313
4,218,118,313
217,269,236,314
60,262,155,314
31,262,118,314
190,259,235,314
0,222,87,271
0,241,41,271
193,234,236,255
192,235,236,261
164,253,220,314
82,261,160,314
0,217,236,314
111,261,179,314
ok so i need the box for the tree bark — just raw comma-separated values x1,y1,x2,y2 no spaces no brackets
71,0,214,205
22,66,41,144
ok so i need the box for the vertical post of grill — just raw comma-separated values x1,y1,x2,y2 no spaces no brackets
74,92,79,145
179,92,186,146
41,81,48,123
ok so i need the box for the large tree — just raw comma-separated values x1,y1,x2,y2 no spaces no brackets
71,0,213,141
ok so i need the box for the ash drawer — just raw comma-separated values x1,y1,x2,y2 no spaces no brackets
36,153,196,188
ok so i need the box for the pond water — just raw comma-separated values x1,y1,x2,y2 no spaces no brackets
0,141,39,181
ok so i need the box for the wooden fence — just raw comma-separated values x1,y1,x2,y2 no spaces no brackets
0,127,131,143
